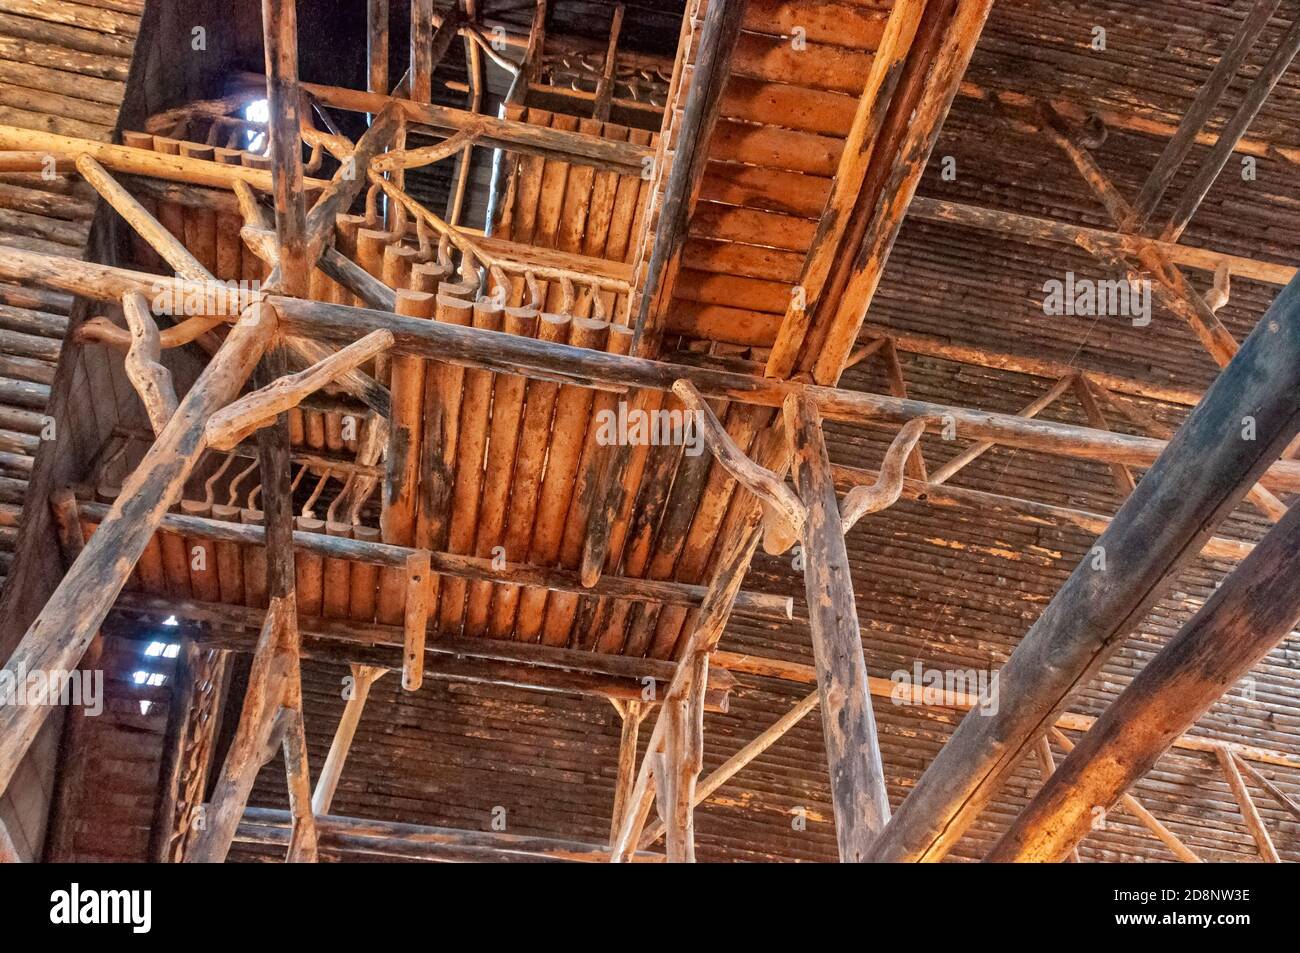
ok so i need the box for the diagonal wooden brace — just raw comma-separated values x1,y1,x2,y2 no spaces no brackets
121,291,180,436
840,417,932,533
206,328,395,450
672,379,806,555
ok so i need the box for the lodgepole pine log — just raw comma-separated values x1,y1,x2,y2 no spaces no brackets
785,392,891,859
313,666,385,815
1231,752,1300,822
631,0,746,348
81,502,791,616
257,342,319,863
121,291,179,436
1161,11,1300,243
908,196,1297,289
765,0,927,378
1127,0,1282,229
986,500,1300,862
112,590,736,711
12,245,1300,492
262,0,311,297
1216,746,1280,863
236,806,665,862
300,102,402,267
234,73,650,174
810,0,993,384
368,0,389,96
185,597,296,862
206,329,394,449
1031,736,1080,863
1045,727,1200,863
264,292,1300,493
0,125,330,195
76,155,212,282
609,699,645,846
869,274,1300,863
0,304,275,797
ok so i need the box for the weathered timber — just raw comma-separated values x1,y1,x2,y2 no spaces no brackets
0,304,275,796
785,392,890,860
869,273,1300,862
235,807,665,862
984,490,1300,862
121,291,179,435
9,247,1300,490
234,73,651,174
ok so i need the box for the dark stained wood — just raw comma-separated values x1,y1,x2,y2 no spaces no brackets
261,0,311,297
868,273,1300,862
986,498,1300,862
785,391,890,860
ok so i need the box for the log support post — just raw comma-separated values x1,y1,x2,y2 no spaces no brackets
262,0,311,297
784,391,891,860
609,699,646,847
313,666,387,815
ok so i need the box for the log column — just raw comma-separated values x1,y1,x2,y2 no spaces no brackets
785,392,891,860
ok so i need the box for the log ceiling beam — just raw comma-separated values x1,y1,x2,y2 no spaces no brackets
1040,106,1288,524
108,591,737,712
236,806,666,862
985,498,1300,862
806,0,994,385
711,652,1300,772
867,274,1300,862
1127,0,1283,230
77,501,791,618
232,73,651,175
1160,11,1300,243
766,0,927,379
908,196,1297,288
630,0,745,349
8,245,1300,494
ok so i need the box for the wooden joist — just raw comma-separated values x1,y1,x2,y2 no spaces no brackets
76,501,791,617
235,73,652,175
8,245,1300,492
